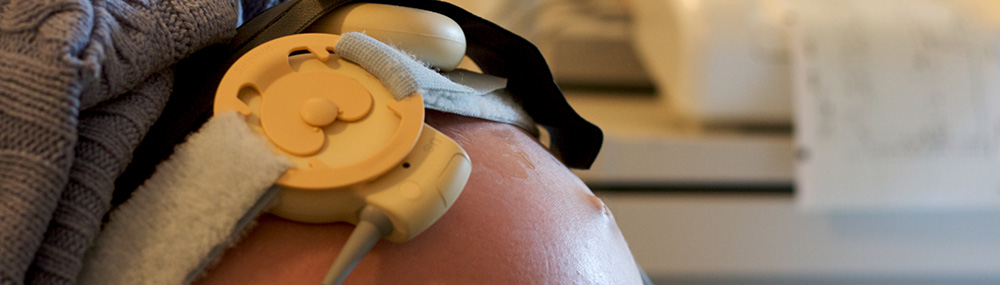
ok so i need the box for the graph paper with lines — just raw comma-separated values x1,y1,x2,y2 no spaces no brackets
792,0,1000,209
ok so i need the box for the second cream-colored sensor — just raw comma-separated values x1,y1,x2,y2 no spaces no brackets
306,3,467,71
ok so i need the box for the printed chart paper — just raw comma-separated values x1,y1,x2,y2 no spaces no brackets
791,0,1000,210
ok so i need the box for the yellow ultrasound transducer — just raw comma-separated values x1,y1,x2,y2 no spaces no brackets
215,34,427,190
215,4,475,284
213,32,472,285
214,32,470,241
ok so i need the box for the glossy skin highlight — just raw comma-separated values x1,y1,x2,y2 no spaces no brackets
195,111,641,284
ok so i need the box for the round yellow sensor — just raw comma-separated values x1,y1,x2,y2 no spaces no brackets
215,33,425,190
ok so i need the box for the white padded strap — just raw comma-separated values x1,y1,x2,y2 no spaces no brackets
335,32,537,135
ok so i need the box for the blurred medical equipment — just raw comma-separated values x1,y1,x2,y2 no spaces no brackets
632,0,793,125
531,0,797,187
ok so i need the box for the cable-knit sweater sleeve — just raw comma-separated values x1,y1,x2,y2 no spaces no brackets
0,0,242,283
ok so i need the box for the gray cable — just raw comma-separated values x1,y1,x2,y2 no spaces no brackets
321,205,394,285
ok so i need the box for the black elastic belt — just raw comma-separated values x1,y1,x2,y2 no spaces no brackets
115,0,602,207
232,0,603,169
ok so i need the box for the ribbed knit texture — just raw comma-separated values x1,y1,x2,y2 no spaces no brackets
0,0,250,283
25,71,173,285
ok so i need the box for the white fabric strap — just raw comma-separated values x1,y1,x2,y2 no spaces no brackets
79,112,292,285
335,32,537,135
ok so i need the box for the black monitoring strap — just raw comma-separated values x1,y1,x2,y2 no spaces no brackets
232,0,603,169
115,0,602,206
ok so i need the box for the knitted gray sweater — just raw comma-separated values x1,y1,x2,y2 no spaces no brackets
0,0,250,283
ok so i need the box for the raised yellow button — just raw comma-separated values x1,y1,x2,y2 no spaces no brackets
300,97,339,127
